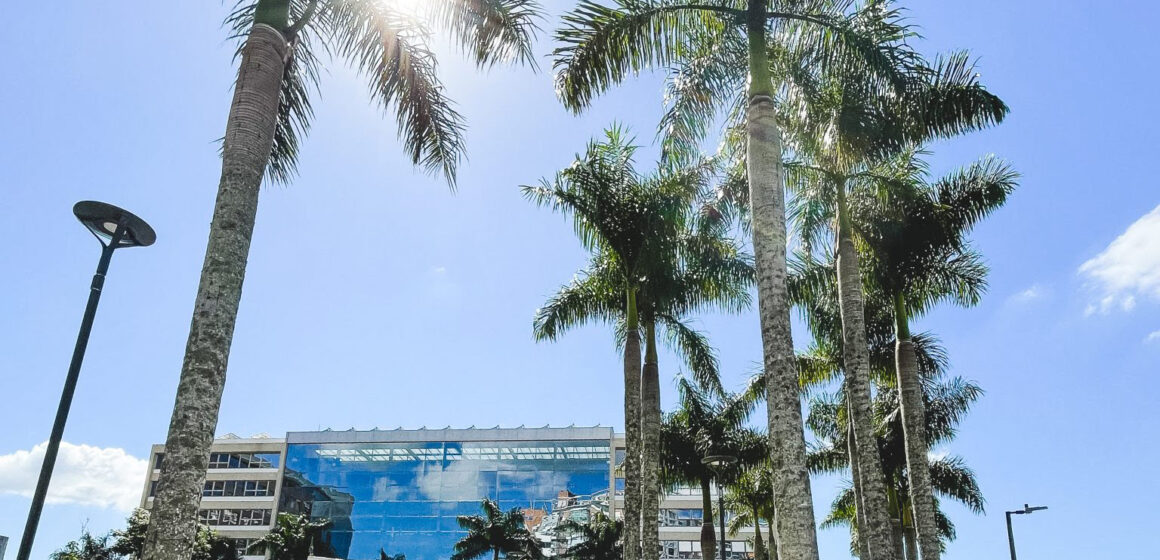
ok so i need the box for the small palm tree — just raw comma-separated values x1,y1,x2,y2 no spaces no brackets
146,4,541,558
661,376,766,559
559,511,623,560
254,513,332,560
110,508,239,560
527,127,740,559
808,376,986,559
452,499,542,560
725,465,776,560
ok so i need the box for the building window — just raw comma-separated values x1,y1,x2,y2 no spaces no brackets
201,480,276,497
197,509,272,527
208,452,281,469
660,508,704,527
153,454,165,470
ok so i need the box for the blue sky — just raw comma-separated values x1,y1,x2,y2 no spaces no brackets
1,1,1157,559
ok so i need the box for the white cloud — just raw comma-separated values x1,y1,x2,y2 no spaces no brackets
1145,330,1160,344
1010,284,1049,304
0,442,147,511
1079,205,1160,314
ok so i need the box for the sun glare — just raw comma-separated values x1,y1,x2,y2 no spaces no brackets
382,0,428,17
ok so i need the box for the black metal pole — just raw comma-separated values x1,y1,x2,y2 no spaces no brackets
1006,511,1017,560
718,479,726,560
15,225,125,560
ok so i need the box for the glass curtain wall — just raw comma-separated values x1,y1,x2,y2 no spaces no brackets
280,439,611,560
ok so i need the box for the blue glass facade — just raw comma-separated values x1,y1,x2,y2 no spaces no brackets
279,429,613,560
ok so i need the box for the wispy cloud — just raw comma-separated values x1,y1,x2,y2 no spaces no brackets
1079,205,1160,315
0,442,146,511
1145,330,1160,344
1009,284,1049,304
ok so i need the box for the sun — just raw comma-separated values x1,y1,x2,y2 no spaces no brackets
381,0,428,17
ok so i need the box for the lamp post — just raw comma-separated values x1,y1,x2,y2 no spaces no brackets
1005,504,1047,560
702,455,737,560
15,201,155,560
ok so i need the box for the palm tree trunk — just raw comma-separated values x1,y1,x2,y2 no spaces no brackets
751,504,767,560
847,423,871,560
891,520,905,560
834,186,896,560
623,289,643,560
744,5,819,560
902,527,919,560
641,321,661,560
893,296,940,560
765,515,778,560
141,14,287,560
494,547,501,560
700,476,717,560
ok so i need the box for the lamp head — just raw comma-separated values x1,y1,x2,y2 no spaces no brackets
701,455,738,468
73,201,155,248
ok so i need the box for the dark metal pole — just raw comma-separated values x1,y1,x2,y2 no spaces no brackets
15,225,126,560
1006,511,1017,560
718,479,727,560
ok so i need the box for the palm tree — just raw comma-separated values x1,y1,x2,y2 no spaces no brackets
380,551,406,560
725,464,777,560
452,499,542,560
552,5,948,558
144,2,540,559
51,530,119,560
762,16,1006,557
252,513,332,560
849,151,1015,560
559,511,624,560
808,376,986,559
787,252,950,560
660,376,766,559
527,127,747,560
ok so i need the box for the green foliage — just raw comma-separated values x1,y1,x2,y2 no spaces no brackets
528,127,753,391
559,511,623,560
807,374,986,553
381,549,407,560
256,512,333,560
660,375,767,489
225,0,543,185
451,498,542,560
53,509,238,560
51,530,119,560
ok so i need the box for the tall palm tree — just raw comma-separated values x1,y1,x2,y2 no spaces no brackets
144,2,540,559
660,376,766,559
452,499,542,560
808,376,986,559
786,252,948,560
559,511,624,560
763,16,1005,557
552,5,948,558
527,127,749,560
850,151,1015,559
252,513,333,560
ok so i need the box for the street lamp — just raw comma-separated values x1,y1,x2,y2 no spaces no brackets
1005,504,1047,560
15,201,155,560
702,455,737,560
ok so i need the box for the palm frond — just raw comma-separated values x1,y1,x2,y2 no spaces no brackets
433,0,543,68
330,0,466,185
553,0,734,112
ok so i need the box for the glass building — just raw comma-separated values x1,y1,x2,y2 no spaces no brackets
278,427,615,560
140,427,759,560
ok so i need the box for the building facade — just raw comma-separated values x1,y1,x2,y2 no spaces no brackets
141,435,285,558
140,427,756,560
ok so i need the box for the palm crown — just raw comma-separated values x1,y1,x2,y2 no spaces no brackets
452,499,541,560
227,0,542,184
